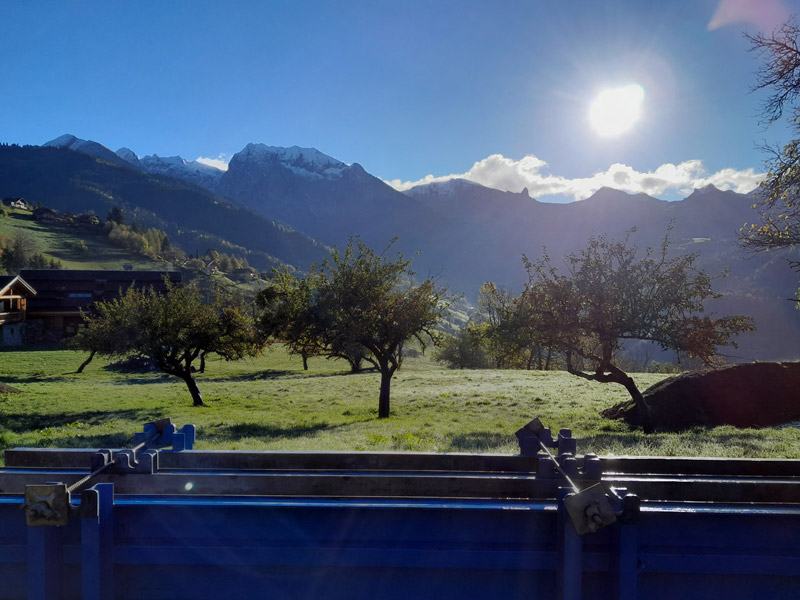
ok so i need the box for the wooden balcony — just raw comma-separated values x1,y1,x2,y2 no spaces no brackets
0,311,24,325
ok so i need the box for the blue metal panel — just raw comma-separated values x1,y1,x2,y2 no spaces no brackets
81,483,114,600
4,432,800,600
28,525,64,600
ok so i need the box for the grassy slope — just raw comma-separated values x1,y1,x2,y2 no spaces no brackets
0,210,166,270
0,346,798,463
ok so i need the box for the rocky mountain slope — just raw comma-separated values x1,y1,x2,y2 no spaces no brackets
3,134,798,360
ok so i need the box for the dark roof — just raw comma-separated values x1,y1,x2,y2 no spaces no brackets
21,270,181,314
0,275,36,296
20,269,180,281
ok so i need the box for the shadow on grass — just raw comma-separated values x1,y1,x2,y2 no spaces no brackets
207,370,296,382
106,374,175,385
0,408,154,433
449,432,514,452
214,421,333,441
42,432,132,449
209,369,374,383
1,375,71,385
579,429,772,456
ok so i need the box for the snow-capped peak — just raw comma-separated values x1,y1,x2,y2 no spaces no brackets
44,134,129,166
235,143,348,179
404,178,487,199
138,154,224,189
115,147,140,166
44,134,81,148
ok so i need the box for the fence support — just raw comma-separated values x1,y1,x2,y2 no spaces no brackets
82,483,115,600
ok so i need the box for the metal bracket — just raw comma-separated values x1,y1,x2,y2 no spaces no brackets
516,418,576,456
21,419,194,527
23,483,71,526
563,482,618,535
132,419,195,452
563,483,641,535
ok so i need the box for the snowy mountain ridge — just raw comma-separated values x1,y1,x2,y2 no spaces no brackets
233,143,348,180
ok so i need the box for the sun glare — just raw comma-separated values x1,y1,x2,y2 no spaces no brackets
589,84,645,137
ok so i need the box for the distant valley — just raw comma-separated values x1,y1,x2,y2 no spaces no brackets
1,134,798,362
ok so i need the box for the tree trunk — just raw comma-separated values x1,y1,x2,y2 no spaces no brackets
199,352,206,373
567,357,655,434
621,374,654,434
76,350,96,374
544,348,552,371
348,356,362,373
182,374,206,407
378,369,392,418
302,352,308,371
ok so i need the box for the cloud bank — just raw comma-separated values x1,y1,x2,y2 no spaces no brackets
196,155,230,171
385,154,765,200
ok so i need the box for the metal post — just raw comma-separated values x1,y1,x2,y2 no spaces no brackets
27,524,64,600
82,483,114,600
617,523,638,600
617,495,641,600
558,488,582,600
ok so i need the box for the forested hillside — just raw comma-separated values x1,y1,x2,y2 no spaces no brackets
0,144,328,271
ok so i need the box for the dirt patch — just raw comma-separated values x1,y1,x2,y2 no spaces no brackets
602,362,800,431
0,382,21,393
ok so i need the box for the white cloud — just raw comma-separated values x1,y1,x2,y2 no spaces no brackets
195,155,230,171
385,154,765,201
708,0,789,32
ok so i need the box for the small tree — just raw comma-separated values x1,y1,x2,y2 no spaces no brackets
106,206,125,225
313,238,448,417
257,268,378,372
743,20,800,293
258,239,447,415
477,282,554,370
256,268,323,370
73,282,263,405
2,233,38,274
435,327,490,369
527,231,754,432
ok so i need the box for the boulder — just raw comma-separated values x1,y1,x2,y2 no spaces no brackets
602,362,800,431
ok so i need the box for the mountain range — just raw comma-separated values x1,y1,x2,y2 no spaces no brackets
1,134,798,361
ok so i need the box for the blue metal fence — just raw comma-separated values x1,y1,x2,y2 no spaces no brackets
1,421,799,600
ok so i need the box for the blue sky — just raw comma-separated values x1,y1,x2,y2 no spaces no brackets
1,0,797,201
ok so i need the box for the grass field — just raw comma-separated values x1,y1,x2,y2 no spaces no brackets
0,346,798,463
0,210,163,271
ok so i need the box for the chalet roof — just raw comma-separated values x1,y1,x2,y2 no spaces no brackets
20,269,181,315
0,275,36,297
20,269,180,282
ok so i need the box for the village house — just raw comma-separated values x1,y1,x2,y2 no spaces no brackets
32,207,72,224
0,275,36,346
2,197,29,211
20,269,181,338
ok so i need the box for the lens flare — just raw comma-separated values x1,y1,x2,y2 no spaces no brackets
589,84,645,137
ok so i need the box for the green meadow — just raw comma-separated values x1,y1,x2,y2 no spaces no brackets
0,346,798,464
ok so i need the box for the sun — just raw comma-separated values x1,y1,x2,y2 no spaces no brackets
589,84,645,137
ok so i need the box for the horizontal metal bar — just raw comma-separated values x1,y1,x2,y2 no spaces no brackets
113,545,559,570
639,553,800,576
599,456,800,478
10,448,800,478
0,470,555,499
4,448,541,473
0,546,26,565
4,469,800,503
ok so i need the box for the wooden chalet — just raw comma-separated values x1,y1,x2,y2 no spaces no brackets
0,275,36,345
20,269,182,338
3,198,29,210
